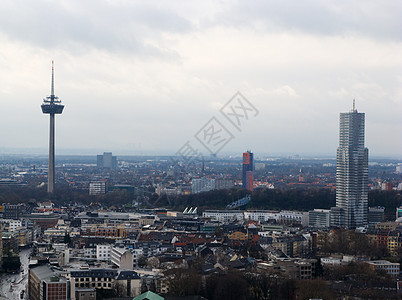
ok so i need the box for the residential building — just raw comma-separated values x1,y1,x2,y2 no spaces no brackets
381,182,393,191
2,219,22,232
215,178,235,190
74,288,96,300
244,210,279,222
89,181,107,195
191,177,215,194
69,268,141,300
2,203,23,219
28,265,68,300
336,103,368,229
203,210,244,223
366,260,400,278
96,244,111,261
111,246,133,269
278,211,309,227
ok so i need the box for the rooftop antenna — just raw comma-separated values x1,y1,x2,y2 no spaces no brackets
51,60,54,97
353,99,356,112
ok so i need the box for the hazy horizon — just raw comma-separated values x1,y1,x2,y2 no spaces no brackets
0,147,400,161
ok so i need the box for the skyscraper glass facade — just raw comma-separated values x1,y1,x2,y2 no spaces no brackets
336,107,368,229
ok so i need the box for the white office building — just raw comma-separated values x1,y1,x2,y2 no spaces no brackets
96,244,111,261
89,181,107,195
203,210,244,223
191,177,215,194
244,210,279,222
278,211,309,227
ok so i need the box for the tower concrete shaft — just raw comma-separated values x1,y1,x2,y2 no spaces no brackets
41,61,64,193
48,114,55,193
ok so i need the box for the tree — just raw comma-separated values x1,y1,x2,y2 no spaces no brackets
114,282,126,297
211,272,249,300
296,279,336,300
245,273,273,300
63,231,71,245
2,255,21,271
147,256,160,269
137,255,147,268
96,288,117,299
165,268,202,297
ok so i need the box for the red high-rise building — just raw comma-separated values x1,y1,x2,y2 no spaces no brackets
242,151,254,191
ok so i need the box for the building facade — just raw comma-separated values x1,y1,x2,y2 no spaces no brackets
191,177,215,194
336,104,368,229
89,181,107,195
308,209,330,228
365,260,400,278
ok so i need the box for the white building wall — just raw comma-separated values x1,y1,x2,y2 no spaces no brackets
203,210,244,222
96,245,111,261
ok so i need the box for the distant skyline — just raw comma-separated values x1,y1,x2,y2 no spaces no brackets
0,1,401,158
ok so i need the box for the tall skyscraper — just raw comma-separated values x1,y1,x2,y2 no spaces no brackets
336,102,368,229
41,61,64,193
242,150,254,191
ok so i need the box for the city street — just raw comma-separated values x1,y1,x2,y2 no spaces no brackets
0,248,31,300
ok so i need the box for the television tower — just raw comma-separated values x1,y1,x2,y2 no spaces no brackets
41,61,64,193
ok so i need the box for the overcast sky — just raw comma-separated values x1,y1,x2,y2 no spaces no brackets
0,0,401,158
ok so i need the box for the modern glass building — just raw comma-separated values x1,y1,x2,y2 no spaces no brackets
336,103,368,229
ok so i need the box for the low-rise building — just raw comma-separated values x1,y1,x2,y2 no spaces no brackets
28,265,68,300
96,244,111,261
111,246,133,269
244,210,279,222
365,260,400,278
69,268,141,300
203,210,244,223
278,211,309,227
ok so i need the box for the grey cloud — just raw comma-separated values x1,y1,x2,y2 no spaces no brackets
0,0,191,57
210,0,402,40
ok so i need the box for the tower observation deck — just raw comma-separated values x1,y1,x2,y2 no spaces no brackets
41,61,64,193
